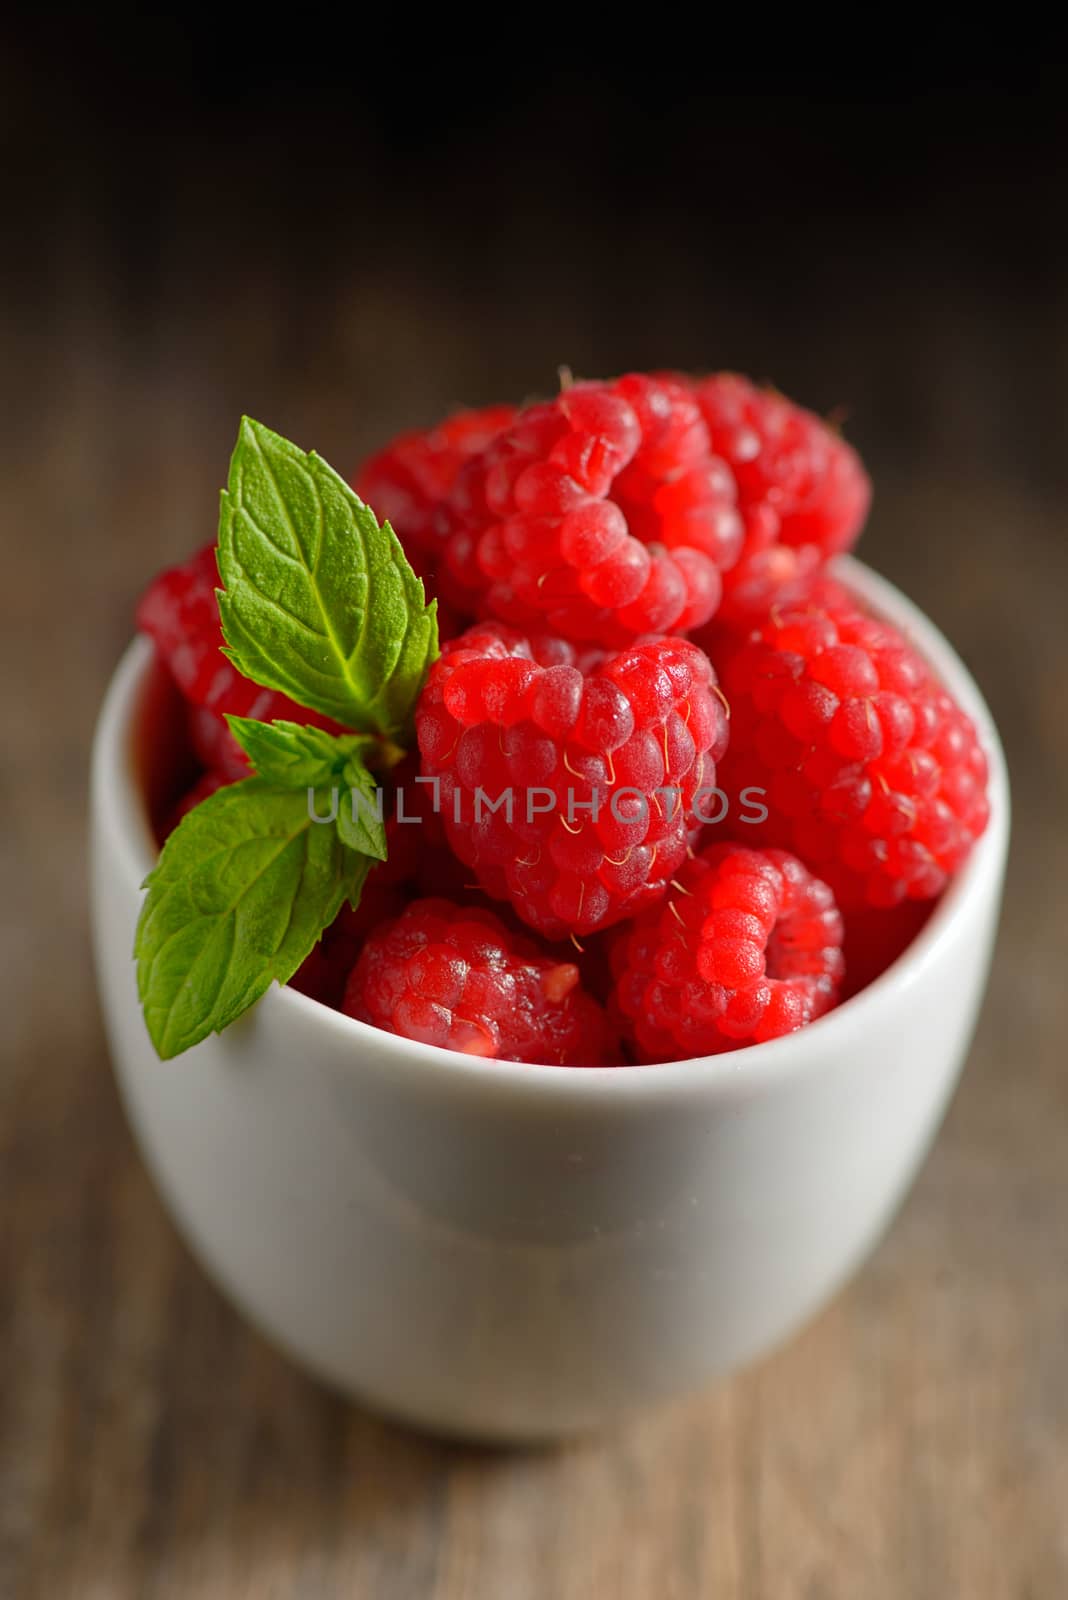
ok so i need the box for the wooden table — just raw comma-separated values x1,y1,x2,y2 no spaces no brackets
2,176,1065,1598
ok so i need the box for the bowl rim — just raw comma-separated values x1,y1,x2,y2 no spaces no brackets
93,555,1010,1108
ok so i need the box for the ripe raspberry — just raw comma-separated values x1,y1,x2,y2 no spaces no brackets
612,842,844,1061
416,622,730,939
137,543,342,773
437,375,745,646
343,898,618,1065
689,374,871,621
715,588,990,910
354,403,517,555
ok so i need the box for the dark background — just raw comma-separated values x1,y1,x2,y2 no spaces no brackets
6,41,1068,487
2,35,1066,1597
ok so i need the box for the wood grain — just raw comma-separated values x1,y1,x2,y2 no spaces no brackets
1,190,1065,1599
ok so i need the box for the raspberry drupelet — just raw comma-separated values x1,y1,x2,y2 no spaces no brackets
688,373,871,622
715,587,990,910
612,843,844,1061
137,543,342,774
436,374,745,647
343,898,618,1065
416,621,730,940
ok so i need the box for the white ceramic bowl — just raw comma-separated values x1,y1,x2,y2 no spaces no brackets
90,558,1009,1441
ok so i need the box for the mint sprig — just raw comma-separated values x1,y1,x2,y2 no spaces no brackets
217,416,438,740
134,417,439,1060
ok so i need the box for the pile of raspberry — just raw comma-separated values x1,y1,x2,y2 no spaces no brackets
139,371,990,1067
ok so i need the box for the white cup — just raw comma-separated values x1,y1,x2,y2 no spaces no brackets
90,558,1009,1441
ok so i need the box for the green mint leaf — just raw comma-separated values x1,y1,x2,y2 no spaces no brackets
217,416,438,739
336,752,388,862
225,716,377,789
135,778,368,1059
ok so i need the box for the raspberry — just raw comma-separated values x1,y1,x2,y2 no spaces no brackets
416,621,730,939
343,898,618,1065
689,374,871,621
715,587,990,910
354,403,517,556
137,543,343,772
436,375,745,646
612,842,844,1061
